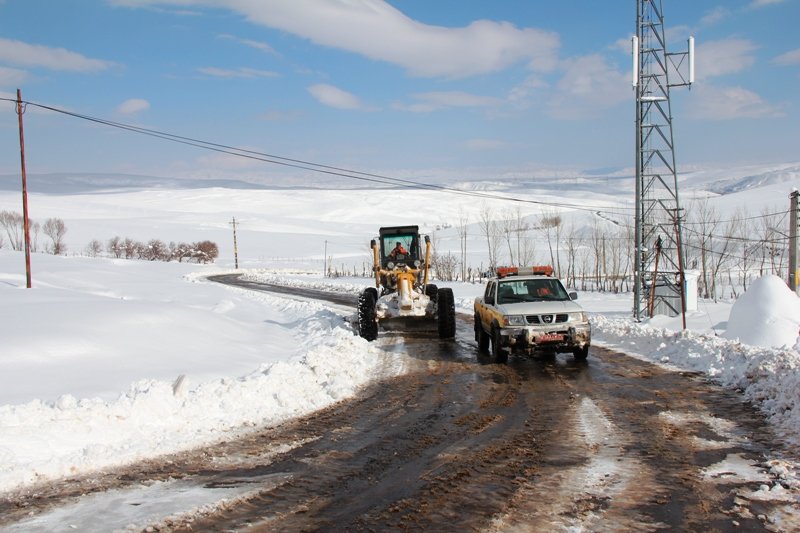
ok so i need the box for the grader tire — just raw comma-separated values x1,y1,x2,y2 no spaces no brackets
358,289,379,341
437,287,456,339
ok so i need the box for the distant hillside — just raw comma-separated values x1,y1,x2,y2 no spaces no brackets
0,173,270,194
679,163,800,195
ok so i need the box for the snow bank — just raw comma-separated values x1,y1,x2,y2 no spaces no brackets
723,274,800,350
0,253,407,494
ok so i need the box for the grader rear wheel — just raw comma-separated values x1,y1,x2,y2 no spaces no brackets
437,287,455,339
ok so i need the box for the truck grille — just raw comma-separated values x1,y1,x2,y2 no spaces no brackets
526,314,568,325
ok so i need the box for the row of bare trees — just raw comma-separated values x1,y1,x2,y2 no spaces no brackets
432,200,790,298
0,211,67,255
0,210,218,264
94,236,219,263
682,199,789,301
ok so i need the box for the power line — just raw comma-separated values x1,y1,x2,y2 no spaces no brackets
680,208,790,226
1,96,634,215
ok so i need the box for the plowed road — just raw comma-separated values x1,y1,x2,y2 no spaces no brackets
2,274,796,532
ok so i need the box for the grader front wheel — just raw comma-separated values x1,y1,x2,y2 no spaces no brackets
357,288,378,341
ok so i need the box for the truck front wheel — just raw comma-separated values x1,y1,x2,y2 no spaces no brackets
491,325,508,364
475,315,490,351
573,345,589,360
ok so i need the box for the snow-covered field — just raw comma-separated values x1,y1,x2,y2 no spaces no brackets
0,165,799,499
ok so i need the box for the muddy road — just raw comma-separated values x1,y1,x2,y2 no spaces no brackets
1,275,796,532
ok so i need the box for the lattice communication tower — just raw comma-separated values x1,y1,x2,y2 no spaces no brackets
633,0,694,322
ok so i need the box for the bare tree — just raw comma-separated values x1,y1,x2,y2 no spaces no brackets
30,221,41,253
107,236,123,258
0,210,24,251
456,209,469,281
477,203,501,272
756,207,784,277
43,217,67,255
538,211,562,276
563,222,580,288
685,198,718,298
500,209,518,266
85,239,103,257
123,238,137,259
193,240,219,263
431,251,458,281
146,239,169,261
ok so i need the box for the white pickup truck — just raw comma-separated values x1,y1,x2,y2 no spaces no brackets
473,266,591,363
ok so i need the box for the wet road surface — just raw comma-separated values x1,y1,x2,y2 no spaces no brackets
1,274,796,532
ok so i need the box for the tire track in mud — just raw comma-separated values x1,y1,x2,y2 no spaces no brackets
2,276,796,532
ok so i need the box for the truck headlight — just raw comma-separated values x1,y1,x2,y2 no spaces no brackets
504,315,526,326
570,312,588,323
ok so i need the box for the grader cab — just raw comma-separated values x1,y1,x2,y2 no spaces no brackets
357,225,456,341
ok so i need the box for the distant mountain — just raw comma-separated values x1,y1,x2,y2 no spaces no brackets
0,173,271,194
679,163,800,195
1,163,795,196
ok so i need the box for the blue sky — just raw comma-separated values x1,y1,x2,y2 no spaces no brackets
0,0,798,184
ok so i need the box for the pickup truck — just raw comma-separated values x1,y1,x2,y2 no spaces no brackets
473,267,591,363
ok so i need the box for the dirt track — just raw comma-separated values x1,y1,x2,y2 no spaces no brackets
1,275,796,532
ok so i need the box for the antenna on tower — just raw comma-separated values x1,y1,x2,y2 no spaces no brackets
632,0,695,326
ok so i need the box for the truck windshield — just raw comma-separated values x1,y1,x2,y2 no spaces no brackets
383,235,415,261
497,279,569,304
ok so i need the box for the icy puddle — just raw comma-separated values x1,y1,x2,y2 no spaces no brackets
4,472,292,532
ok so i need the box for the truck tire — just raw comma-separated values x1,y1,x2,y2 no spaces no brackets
475,315,490,351
491,325,508,364
358,289,378,341
437,287,455,339
573,345,589,360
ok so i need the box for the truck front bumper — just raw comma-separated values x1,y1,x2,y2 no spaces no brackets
500,323,591,354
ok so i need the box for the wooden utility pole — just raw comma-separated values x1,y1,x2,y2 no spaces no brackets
16,89,32,288
230,217,239,269
790,190,799,294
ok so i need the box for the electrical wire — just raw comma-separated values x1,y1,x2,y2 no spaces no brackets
1,96,635,215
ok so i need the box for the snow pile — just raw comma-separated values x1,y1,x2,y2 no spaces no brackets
0,252,406,494
592,275,800,447
722,274,800,350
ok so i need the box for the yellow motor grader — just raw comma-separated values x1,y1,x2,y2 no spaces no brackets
357,225,455,341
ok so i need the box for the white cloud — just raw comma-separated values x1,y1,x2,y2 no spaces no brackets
117,98,150,115
0,66,29,86
695,39,757,80
749,0,784,7
197,66,279,78
700,7,730,26
112,0,560,78
308,83,368,110
0,38,113,72
507,75,548,108
687,84,783,120
394,91,501,113
217,34,279,56
773,48,800,66
546,54,629,120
